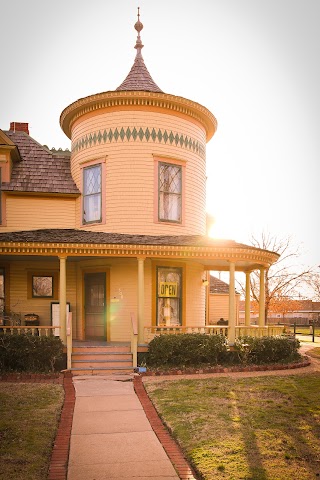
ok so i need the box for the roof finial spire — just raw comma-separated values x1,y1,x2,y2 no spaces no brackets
134,6,144,55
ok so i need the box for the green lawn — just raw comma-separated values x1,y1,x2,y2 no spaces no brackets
0,383,64,480
287,325,320,336
145,373,320,480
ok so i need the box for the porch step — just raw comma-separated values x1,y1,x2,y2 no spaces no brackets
72,352,132,361
71,342,134,375
72,345,131,354
72,359,133,368
70,367,135,376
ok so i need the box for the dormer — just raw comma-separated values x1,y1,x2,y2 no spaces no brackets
0,128,21,183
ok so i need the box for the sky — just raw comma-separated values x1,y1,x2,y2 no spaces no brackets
1,0,319,270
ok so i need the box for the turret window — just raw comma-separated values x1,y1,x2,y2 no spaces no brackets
158,162,182,222
83,164,102,224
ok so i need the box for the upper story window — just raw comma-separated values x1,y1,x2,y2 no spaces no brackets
83,164,102,224
158,162,182,223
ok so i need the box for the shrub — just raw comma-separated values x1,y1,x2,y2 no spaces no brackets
234,336,301,365
147,333,228,367
0,334,64,373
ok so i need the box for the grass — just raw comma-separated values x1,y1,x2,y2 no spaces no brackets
0,383,64,480
287,325,320,336
307,347,320,358
145,373,320,480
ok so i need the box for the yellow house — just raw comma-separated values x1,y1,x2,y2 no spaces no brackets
0,12,280,373
208,276,240,326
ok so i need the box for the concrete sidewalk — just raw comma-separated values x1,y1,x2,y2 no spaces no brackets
67,375,179,480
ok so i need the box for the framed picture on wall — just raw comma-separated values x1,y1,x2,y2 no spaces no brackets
32,276,53,298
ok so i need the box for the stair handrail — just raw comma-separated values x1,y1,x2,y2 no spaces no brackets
130,312,138,368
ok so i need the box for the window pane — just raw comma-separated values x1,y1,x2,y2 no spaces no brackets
159,192,181,221
84,194,101,223
159,163,182,222
84,165,101,195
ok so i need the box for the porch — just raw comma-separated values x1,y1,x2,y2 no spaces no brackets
0,323,285,374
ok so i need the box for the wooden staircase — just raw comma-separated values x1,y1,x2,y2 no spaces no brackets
71,341,134,375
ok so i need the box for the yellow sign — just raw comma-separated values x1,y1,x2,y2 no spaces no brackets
158,282,178,297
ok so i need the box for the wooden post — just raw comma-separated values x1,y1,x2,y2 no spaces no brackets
59,256,67,344
228,262,236,344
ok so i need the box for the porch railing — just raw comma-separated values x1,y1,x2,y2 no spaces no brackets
0,326,60,337
144,325,228,343
144,324,284,343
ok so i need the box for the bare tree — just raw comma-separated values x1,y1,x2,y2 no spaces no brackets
306,272,320,301
237,232,313,320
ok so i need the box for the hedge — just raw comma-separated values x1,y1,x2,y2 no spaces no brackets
234,335,301,365
145,334,301,368
0,334,64,373
147,333,228,367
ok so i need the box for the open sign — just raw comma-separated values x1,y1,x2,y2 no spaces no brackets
158,282,178,297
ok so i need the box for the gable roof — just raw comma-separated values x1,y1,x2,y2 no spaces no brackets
0,129,21,162
2,131,80,196
210,275,230,294
209,275,240,295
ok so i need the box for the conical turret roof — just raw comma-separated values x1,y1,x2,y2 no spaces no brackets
116,8,163,93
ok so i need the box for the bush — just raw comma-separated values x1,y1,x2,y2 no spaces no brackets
147,333,228,367
0,334,64,373
234,336,301,365
145,334,301,369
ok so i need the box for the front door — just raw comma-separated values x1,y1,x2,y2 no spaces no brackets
84,272,106,340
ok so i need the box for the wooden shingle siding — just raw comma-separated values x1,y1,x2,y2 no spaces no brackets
208,294,240,324
185,263,205,326
71,110,207,235
8,261,77,327
3,196,76,231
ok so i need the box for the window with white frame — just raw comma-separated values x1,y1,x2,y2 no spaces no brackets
158,162,182,222
83,164,102,224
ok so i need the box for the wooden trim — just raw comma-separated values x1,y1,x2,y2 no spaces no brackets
80,160,106,226
60,90,217,141
0,242,279,268
153,156,186,226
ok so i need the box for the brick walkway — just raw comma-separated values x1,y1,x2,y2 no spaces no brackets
48,372,75,480
134,375,198,480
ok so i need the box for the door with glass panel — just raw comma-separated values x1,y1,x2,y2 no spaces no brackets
157,267,182,326
84,273,106,340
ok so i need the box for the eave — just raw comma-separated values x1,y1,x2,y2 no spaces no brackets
0,241,279,271
60,90,217,142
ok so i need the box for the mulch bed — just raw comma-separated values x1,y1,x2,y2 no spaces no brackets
140,356,311,376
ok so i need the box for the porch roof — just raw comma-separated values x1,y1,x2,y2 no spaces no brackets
0,229,279,271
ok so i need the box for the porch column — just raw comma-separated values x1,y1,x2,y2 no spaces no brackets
137,256,145,344
245,271,251,326
259,267,266,327
59,256,67,344
228,262,236,344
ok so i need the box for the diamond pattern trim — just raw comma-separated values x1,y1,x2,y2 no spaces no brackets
72,127,205,158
